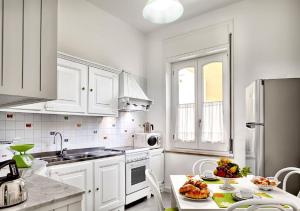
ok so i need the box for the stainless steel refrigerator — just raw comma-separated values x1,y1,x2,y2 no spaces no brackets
245,78,300,195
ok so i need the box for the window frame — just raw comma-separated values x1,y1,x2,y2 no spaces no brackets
171,52,231,152
171,59,198,149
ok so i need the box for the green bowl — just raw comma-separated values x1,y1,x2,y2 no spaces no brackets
10,144,34,152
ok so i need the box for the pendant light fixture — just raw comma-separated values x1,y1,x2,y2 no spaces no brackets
143,0,184,24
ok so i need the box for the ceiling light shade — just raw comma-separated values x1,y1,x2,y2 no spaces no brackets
143,0,184,24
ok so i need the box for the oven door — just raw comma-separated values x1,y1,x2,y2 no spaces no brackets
126,159,149,194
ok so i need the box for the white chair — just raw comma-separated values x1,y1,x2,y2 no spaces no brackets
274,167,300,181
227,199,298,211
192,159,217,175
145,169,178,211
282,170,300,198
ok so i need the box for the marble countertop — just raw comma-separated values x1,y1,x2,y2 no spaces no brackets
2,174,84,211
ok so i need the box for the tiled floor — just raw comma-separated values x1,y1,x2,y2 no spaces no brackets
126,192,171,211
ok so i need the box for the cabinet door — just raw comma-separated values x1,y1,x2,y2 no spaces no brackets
88,67,118,116
49,162,93,211
22,0,42,97
0,0,57,100
94,156,125,211
46,58,88,113
40,0,57,100
1,0,23,94
149,150,164,185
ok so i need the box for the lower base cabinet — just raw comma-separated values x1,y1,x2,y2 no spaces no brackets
49,200,82,211
94,156,125,211
30,195,83,211
149,148,164,189
48,155,125,211
48,161,93,211
109,206,124,211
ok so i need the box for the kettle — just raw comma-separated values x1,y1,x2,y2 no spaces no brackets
143,122,154,133
0,160,27,208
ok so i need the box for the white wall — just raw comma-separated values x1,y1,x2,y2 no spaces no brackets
58,0,146,77
145,0,300,187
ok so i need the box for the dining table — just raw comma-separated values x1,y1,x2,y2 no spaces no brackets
170,175,300,211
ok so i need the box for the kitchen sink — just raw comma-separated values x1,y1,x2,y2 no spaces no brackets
38,150,123,166
64,153,99,160
41,156,71,163
40,152,101,164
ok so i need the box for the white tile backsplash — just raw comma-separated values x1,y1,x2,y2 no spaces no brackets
0,111,146,153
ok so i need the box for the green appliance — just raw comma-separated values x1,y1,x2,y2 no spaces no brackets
10,144,34,168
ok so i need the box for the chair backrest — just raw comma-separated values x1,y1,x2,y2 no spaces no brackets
274,167,300,181
227,199,298,211
192,159,217,175
145,169,164,211
282,170,300,198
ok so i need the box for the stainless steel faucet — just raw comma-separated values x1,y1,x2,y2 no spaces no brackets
53,132,67,157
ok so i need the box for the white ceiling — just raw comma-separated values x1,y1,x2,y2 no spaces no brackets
87,0,242,33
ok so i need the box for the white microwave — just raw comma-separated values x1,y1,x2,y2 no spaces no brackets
133,133,161,149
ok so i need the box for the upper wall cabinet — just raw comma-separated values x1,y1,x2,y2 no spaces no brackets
3,53,120,116
45,58,88,113
88,67,118,116
0,0,57,107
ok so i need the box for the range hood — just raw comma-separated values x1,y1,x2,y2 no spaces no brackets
119,71,152,112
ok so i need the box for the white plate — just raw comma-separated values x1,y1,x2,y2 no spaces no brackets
232,192,253,201
181,192,212,201
201,176,219,181
232,192,261,201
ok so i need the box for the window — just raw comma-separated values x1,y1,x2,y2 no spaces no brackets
171,52,230,152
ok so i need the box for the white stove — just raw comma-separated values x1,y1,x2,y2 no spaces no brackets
108,146,151,205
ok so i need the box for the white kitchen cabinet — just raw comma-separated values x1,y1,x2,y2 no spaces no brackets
45,58,88,113
94,156,125,211
110,206,125,211
48,161,93,211
49,201,81,211
149,148,164,188
2,53,121,116
88,67,118,116
47,155,125,211
0,0,57,106
29,195,82,211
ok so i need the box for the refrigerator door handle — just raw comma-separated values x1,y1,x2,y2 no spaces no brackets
246,122,265,128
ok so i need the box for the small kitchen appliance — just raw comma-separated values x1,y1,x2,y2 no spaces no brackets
0,141,14,162
0,159,27,208
10,144,34,168
143,122,154,133
134,133,161,149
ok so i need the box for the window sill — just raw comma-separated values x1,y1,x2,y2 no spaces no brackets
165,148,234,158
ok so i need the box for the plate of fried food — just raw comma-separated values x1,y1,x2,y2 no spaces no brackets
251,176,280,191
179,179,211,201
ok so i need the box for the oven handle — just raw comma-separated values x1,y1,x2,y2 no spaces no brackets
126,158,149,165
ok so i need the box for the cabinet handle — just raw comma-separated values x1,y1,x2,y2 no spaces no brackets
88,190,91,193
82,87,85,91
96,188,99,191
90,88,93,92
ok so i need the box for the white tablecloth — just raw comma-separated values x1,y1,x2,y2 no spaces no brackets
170,175,300,211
